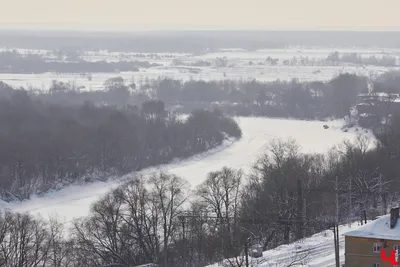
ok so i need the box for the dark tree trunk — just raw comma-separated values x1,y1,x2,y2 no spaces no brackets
283,223,290,244
296,178,304,239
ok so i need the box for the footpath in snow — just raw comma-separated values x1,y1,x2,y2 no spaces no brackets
1,117,371,227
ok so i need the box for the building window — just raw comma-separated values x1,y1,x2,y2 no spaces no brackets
373,243,381,253
373,263,379,267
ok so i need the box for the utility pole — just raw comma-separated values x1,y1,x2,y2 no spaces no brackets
349,175,352,224
333,224,340,267
164,222,168,267
334,177,341,267
303,197,307,236
245,238,250,267
333,225,336,266
336,224,340,267
335,176,339,225
363,210,367,224
179,216,186,267
379,173,387,214
198,216,202,262
296,178,304,239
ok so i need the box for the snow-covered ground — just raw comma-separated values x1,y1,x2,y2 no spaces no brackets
207,221,366,267
194,47,400,61
0,47,398,90
1,117,373,227
0,65,392,91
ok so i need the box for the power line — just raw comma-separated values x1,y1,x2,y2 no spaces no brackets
178,213,341,267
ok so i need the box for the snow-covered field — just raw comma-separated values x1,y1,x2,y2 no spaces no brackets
1,117,373,227
0,65,391,91
0,47,398,90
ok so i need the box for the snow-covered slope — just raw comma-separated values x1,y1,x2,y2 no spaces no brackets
1,117,372,227
208,222,366,267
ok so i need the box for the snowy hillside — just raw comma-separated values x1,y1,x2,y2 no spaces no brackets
1,117,373,227
207,222,364,267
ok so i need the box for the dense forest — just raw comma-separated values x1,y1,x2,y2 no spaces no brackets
0,86,241,200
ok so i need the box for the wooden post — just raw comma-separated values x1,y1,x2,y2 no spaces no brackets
164,222,168,267
336,224,340,267
363,210,367,224
349,176,352,223
333,224,340,267
245,238,249,267
335,176,339,225
180,216,186,267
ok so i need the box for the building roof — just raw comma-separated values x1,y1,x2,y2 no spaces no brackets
345,215,400,240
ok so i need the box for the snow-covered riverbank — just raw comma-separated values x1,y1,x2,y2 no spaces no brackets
1,117,372,227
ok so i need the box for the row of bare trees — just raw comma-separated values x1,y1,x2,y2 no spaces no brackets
0,212,74,267
4,131,398,267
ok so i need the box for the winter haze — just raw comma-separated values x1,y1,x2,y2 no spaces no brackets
1,0,400,30
0,1,399,267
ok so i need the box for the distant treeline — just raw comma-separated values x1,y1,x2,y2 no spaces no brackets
0,86,241,200
2,71,400,129
151,74,368,119
1,30,400,52
0,73,369,120
327,51,398,67
175,54,399,68
149,71,400,122
0,50,160,74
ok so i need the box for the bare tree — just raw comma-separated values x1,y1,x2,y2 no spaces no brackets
149,172,190,267
197,167,243,221
0,212,52,267
47,217,75,267
115,177,161,264
72,189,133,267
196,167,243,258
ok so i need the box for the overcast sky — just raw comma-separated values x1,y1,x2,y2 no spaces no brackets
1,0,399,31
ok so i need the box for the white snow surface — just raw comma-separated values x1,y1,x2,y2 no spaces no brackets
345,214,400,240
207,221,366,267
1,117,373,228
0,66,390,91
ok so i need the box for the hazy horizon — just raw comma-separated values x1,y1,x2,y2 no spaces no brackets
1,0,399,31
2,28,400,33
